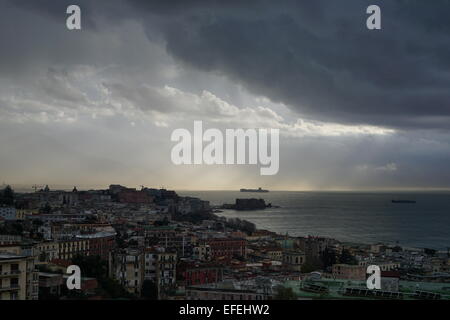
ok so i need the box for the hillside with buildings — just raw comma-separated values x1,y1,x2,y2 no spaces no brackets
0,184,449,300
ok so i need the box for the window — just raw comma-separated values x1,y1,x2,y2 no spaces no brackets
11,264,19,273
10,278,19,288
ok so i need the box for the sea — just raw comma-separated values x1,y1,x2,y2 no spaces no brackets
177,191,450,251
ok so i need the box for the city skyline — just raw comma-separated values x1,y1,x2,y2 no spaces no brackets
4,183,450,193
1,0,450,191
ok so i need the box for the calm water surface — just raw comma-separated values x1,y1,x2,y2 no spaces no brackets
178,191,450,250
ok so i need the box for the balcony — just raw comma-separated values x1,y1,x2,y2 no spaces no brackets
0,284,20,292
0,270,21,277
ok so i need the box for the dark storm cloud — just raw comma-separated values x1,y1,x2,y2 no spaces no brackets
128,0,450,130
3,0,450,131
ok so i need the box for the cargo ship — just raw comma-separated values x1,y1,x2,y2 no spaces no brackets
240,187,269,193
392,200,416,204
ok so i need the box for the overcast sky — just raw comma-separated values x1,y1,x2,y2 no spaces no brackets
1,0,450,191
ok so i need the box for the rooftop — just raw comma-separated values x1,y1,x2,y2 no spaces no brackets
0,252,26,260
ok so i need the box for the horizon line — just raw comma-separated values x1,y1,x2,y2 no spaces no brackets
3,183,450,193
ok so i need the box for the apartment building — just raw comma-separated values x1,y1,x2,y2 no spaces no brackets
178,261,223,286
144,247,176,297
193,244,211,262
0,235,22,246
15,209,39,220
34,241,59,262
0,207,16,220
332,264,366,281
204,237,247,260
0,252,38,300
75,232,116,261
282,250,306,272
186,279,274,300
57,239,89,261
262,247,283,261
359,260,401,272
109,248,144,296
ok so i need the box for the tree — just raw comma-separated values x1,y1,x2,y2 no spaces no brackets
39,251,48,262
0,222,23,235
141,280,158,300
274,287,296,300
97,278,135,299
71,254,136,299
0,185,14,206
71,254,107,279
321,247,337,270
301,262,319,273
339,249,358,265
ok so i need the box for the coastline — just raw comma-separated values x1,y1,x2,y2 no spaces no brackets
213,208,446,253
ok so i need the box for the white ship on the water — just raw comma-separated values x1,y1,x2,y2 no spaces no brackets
239,187,269,193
